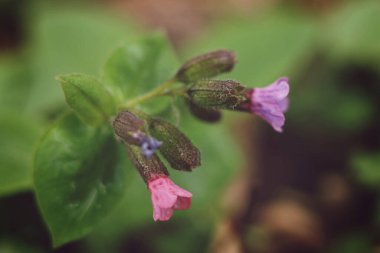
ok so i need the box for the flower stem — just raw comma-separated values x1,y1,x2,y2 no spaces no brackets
161,87,188,97
121,78,177,109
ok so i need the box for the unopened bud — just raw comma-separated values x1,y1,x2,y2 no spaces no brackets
126,145,168,183
113,111,145,145
186,99,222,123
187,80,247,109
176,50,236,84
148,118,201,171
113,111,162,158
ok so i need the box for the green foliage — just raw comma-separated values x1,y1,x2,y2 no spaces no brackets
0,111,41,196
0,1,138,200
58,74,116,125
24,4,138,115
32,33,186,246
184,10,316,86
352,152,380,188
325,0,380,66
102,34,178,106
34,113,128,247
329,232,372,253
2,0,247,251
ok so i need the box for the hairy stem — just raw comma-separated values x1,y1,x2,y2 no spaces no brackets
120,78,184,109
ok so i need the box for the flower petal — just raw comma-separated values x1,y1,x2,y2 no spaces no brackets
153,203,174,221
254,106,285,132
148,176,192,221
169,182,192,198
278,97,289,112
254,77,289,102
149,177,177,208
250,77,289,132
152,189,177,208
174,196,192,210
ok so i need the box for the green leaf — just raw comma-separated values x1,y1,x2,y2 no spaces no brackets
25,4,138,115
58,74,116,125
0,111,41,196
352,152,380,188
102,33,179,110
34,113,128,247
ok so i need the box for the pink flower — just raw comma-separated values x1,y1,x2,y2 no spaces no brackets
148,176,192,221
250,77,289,132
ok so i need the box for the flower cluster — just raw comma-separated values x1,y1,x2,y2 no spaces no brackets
113,111,199,221
113,50,290,221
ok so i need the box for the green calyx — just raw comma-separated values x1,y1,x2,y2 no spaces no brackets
187,80,248,109
186,99,222,123
175,50,236,84
148,118,201,172
126,145,169,183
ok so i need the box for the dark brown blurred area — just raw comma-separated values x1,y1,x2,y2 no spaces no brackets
0,0,26,51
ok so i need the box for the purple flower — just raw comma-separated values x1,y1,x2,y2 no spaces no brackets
140,137,162,158
249,77,289,132
132,131,162,158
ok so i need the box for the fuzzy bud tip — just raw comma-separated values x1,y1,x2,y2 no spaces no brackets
176,50,236,84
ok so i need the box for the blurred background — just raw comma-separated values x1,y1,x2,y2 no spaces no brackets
1,0,380,252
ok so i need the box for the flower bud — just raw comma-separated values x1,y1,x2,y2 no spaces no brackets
126,145,169,183
186,99,222,123
148,118,201,171
176,50,236,84
187,80,248,109
113,111,162,158
113,111,145,145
